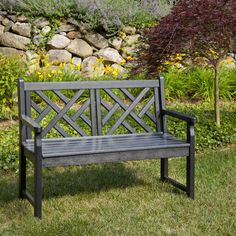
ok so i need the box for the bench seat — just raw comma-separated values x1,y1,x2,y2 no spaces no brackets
23,133,190,166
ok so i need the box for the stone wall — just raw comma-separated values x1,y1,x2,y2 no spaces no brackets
0,12,142,77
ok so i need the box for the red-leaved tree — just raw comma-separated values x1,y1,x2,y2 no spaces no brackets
136,0,236,126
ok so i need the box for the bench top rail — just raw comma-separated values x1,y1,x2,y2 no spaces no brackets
24,80,160,91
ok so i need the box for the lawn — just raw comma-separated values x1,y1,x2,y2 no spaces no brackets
0,145,235,235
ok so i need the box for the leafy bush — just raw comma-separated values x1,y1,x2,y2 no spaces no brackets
162,66,236,101
75,0,174,33
0,0,175,33
18,0,77,18
0,124,19,170
167,102,236,151
0,54,27,119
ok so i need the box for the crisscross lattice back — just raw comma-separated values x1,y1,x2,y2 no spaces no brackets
22,80,161,138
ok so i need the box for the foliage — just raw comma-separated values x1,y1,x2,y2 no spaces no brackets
0,0,175,33
0,0,20,12
0,123,18,170
18,0,77,19
135,0,236,126
0,54,27,119
136,0,236,73
162,65,236,101
75,0,174,33
167,102,236,151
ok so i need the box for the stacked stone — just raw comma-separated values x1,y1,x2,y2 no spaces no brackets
0,13,142,77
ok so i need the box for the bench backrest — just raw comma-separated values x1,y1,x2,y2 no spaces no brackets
18,78,166,139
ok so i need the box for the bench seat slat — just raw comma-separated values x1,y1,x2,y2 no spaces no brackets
23,133,189,158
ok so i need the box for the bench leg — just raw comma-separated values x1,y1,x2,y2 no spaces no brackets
186,153,195,199
160,158,168,181
34,160,42,218
19,149,26,199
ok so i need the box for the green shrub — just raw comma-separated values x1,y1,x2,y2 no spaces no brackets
0,124,19,170
163,65,236,101
0,0,175,33
0,54,27,119
18,0,77,19
167,102,236,151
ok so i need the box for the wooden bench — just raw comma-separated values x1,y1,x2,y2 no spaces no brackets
18,77,196,218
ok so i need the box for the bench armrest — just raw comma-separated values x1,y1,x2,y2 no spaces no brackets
162,110,197,125
21,115,42,134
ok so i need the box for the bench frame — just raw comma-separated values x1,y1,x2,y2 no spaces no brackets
18,77,196,219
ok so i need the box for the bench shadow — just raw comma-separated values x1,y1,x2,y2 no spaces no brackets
0,163,145,203
42,163,145,199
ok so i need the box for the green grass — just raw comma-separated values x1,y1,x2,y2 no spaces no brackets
0,146,236,235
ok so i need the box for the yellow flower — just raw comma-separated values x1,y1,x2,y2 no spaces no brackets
120,59,126,65
47,73,52,78
103,65,113,74
96,57,104,63
94,66,99,71
59,63,65,69
76,64,81,71
164,61,172,65
226,57,233,65
51,70,57,74
127,56,135,61
209,49,218,55
39,75,44,80
57,71,62,75
69,64,74,70
175,54,183,60
112,68,119,77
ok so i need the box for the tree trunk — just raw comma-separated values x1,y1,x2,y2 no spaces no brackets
214,63,220,127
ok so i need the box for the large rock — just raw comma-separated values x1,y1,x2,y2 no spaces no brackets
47,34,70,49
0,25,4,34
0,32,30,50
108,37,122,50
67,39,93,58
34,18,50,29
12,22,31,38
121,46,137,58
41,26,51,35
67,31,81,39
25,50,38,61
57,24,77,32
32,34,44,46
3,20,14,32
72,57,82,66
47,49,72,64
0,47,24,56
16,15,28,23
84,33,108,49
8,15,17,22
122,26,136,35
123,34,140,46
96,47,124,64
111,64,125,77
2,18,10,26
81,56,104,78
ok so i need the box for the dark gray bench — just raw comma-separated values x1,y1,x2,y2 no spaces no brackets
18,77,196,218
